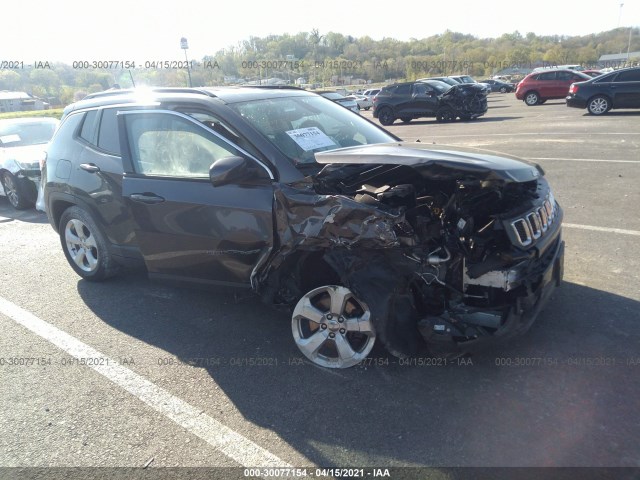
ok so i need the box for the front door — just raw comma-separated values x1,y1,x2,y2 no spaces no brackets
117,110,274,286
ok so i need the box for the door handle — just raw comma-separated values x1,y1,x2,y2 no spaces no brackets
129,193,165,204
80,163,100,173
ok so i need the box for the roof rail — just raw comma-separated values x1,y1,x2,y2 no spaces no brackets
83,87,217,100
238,85,302,90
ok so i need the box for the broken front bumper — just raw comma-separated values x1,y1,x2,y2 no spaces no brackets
419,233,565,355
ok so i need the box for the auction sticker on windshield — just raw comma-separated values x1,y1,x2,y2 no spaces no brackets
286,127,336,151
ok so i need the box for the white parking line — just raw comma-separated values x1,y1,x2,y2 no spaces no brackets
564,223,640,237
431,132,640,137
0,297,291,468
528,157,639,164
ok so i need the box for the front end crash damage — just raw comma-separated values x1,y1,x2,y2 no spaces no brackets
255,143,564,363
441,84,488,120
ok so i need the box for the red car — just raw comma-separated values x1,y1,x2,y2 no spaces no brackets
516,69,592,106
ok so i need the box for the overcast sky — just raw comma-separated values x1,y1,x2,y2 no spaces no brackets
2,0,638,64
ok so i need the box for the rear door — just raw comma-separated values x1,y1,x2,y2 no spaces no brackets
117,109,275,286
610,69,640,108
389,84,414,117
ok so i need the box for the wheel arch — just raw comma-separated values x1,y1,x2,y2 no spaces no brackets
588,93,613,108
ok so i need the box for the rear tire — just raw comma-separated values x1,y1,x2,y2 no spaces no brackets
587,95,611,115
377,107,395,126
59,206,119,281
499,86,507,93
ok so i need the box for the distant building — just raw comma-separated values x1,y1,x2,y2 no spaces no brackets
598,52,640,68
0,91,49,112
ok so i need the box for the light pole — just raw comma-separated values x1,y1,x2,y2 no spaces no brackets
180,37,193,87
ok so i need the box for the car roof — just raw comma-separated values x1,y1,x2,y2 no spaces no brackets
63,86,314,115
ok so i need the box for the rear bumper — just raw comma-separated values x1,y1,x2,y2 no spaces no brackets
566,95,587,109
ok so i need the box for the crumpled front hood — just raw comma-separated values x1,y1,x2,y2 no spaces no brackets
314,143,542,183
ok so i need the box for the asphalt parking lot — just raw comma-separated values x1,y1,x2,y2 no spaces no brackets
1,94,639,478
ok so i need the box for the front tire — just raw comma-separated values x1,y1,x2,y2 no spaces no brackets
587,95,611,115
1,171,33,210
499,86,507,93
377,107,395,126
292,285,376,369
59,206,119,281
436,107,455,123
400,117,412,124
524,91,540,106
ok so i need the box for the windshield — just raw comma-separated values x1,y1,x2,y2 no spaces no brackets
421,80,452,94
0,119,58,148
230,95,395,166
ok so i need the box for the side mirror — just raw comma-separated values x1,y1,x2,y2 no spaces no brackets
209,156,248,187
209,156,269,187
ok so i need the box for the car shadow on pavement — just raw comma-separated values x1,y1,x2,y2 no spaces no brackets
581,111,640,117
77,277,640,467
0,198,48,224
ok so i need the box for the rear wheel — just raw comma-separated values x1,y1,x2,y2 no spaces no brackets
292,285,376,369
377,107,395,126
524,91,540,106
587,95,611,115
499,86,507,93
59,206,119,281
1,171,33,210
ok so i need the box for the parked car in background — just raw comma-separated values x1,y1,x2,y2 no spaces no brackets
516,69,592,106
373,80,487,125
362,88,381,104
0,117,58,209
581,70,602,78
566,66,640,115
419,77,459,87
351,93,373,110
480,79,515,93
316,91,360,113
448,75,492,95
44,86,564,368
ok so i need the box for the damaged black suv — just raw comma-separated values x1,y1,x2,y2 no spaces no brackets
45,87,564,368
373,80,488,125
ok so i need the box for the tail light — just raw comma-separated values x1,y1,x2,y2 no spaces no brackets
373,95,379,103
569,84,578,94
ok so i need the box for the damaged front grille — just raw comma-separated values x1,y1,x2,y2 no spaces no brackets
510,193,558,247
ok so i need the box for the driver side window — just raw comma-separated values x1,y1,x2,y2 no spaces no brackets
125,112,242,177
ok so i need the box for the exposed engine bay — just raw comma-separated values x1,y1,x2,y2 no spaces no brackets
440,83,488,120
256,143,564,364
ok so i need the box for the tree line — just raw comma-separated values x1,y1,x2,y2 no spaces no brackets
0,27,637,106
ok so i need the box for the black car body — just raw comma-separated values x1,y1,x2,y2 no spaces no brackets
566,66,640,115
480,79,515,93
373,81,488,125
0,117,58,209
45,87,563,368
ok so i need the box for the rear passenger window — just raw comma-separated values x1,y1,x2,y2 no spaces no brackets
79,110,98,144
97,108,121,155
615,70,640,82
538,72,556,81
395,84,411,95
